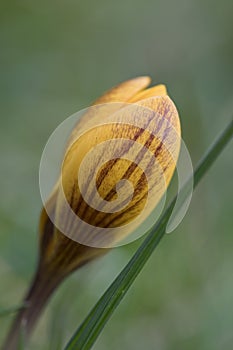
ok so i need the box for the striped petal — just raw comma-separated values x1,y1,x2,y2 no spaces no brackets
54,95,180,247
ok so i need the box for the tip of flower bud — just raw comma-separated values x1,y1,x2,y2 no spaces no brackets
128,84,167,103
93,76,151,105
131,76,151,85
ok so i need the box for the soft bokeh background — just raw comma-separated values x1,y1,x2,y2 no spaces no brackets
0,0,232,349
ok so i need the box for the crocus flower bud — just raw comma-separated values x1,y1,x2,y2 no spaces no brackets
4,77,181,349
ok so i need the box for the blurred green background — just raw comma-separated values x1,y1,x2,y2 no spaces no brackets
0,0,232,349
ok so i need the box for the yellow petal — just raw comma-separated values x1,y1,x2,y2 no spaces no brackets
93,76,151,104
128,84,167,103
56,95,180,246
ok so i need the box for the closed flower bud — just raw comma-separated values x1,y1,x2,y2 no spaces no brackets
4,76,181,349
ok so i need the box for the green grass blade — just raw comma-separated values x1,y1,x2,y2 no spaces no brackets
65,120,233,350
